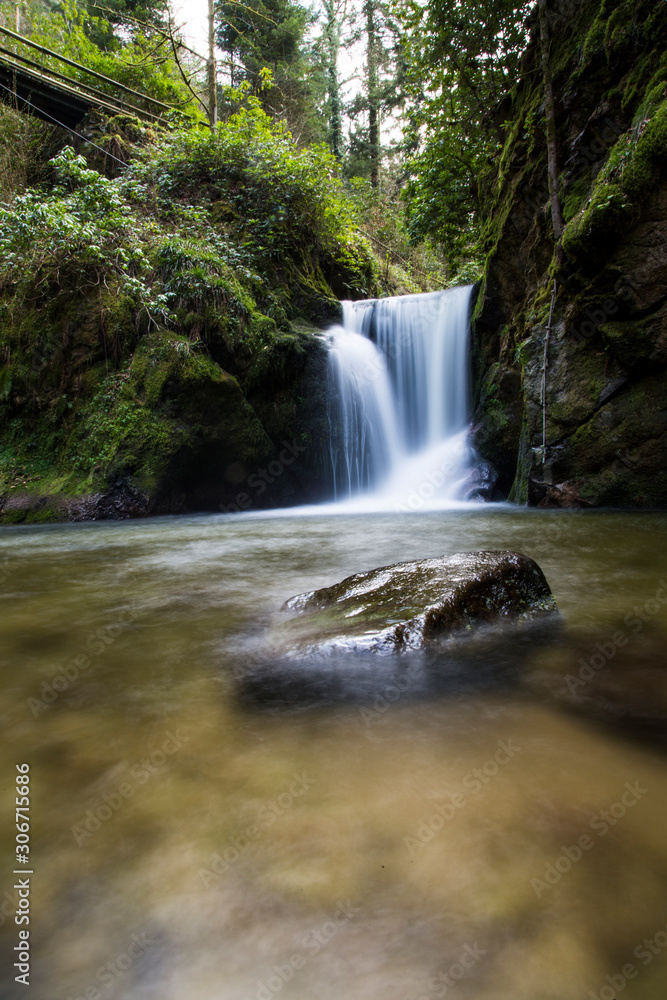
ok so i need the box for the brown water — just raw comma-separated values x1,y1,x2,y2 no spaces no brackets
1,508,667,1000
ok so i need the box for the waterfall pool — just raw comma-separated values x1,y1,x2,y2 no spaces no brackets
1,506,667,999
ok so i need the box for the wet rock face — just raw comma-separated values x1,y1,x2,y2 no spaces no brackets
470,0,667,508
277,551,558,657
459,461,500,502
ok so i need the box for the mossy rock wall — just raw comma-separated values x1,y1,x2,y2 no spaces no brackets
471,0,667,507
0,312,334,522
0,113,362,523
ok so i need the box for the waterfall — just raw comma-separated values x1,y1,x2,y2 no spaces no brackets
326,285,479,509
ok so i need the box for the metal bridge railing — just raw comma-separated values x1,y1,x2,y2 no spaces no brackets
0,23,184,125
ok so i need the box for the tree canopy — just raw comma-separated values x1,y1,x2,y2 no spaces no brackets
398,0,534,269
0,0,549,276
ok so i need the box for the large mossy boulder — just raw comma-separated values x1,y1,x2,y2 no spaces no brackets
276,551,558,658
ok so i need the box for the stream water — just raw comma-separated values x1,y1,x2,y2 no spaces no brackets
1,507,667,1000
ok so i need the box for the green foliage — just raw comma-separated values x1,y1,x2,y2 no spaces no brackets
0,96,384,510
0,104,58,201
85,0,170,45
135,101,375,292
3,0,200,116
215,0,318,135
347,177,451,291
396,0,534,275
0,97,377,335
0,146,171,323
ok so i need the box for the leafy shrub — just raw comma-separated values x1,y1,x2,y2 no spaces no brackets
0,105,58,202
130,98,375,290
0,146,170,323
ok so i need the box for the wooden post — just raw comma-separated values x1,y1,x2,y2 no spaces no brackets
208,0,217,127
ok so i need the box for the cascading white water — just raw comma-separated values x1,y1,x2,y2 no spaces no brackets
326,285,477,510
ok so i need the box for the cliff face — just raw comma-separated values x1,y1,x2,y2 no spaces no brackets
472,0,667,507
0,311,335,524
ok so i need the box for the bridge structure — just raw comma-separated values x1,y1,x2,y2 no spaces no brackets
0,24,181,130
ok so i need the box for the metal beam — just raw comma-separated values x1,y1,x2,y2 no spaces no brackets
0,56,172,126
0,24,173,113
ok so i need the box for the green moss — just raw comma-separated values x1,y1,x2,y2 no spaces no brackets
508,417,531,505
561,95,667,269
513,338,532,369
623,100,667,198
24,505,61,524
561,181,631,262
600,313,665,369
1,509,27,525
561,176,591,223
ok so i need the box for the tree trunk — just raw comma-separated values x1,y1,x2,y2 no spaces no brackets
324,0,342,159
538,0,562,240
208,0,218,127
364,0,380,187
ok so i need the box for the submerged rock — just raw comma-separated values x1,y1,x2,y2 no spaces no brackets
459,461,500,502
277,550,558,657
